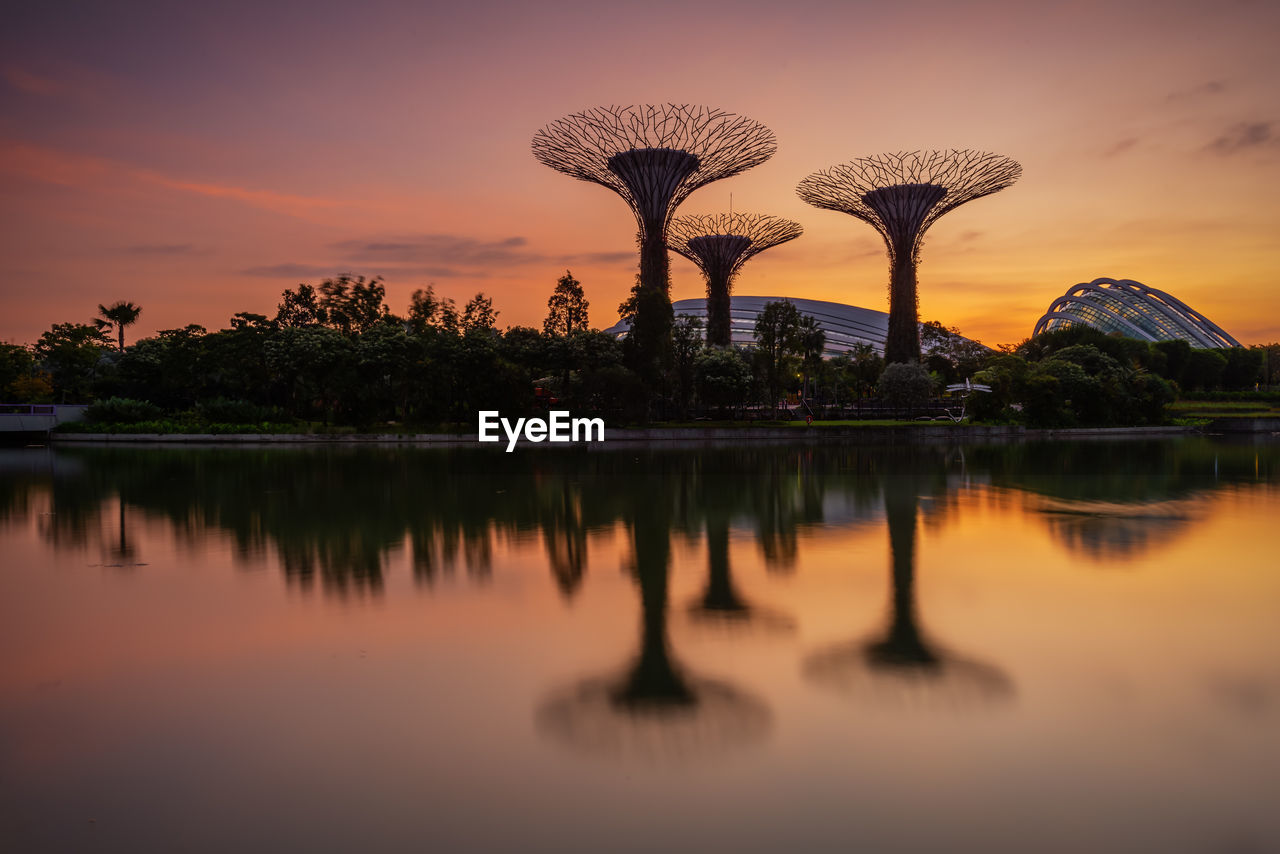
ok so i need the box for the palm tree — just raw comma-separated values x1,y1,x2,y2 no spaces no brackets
97,301,142,350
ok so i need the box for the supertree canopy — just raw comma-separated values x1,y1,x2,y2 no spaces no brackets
797,150,1020,364
668,213,803,347
533,105,777,383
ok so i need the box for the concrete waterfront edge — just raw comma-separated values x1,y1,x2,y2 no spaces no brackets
43,423,1215,446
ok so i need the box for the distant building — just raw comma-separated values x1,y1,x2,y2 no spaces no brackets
1032,278,1241,348
604,296,891,358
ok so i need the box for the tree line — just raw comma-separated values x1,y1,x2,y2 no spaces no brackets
1,272,1276,429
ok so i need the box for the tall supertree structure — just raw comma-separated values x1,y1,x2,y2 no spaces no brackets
797,151,1020,364
532,105,777,377
668,213,803,347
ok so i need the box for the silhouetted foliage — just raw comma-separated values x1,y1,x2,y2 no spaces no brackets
544,270,589,337
97,300,142,350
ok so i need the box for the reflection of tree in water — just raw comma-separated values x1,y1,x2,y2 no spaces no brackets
540,479,588,598
975,440,1275,563
1033,497,1205,562
5,440,1272,599
804,474,1013,712
686,476,794,634
750,448,826,572
536,474,771,762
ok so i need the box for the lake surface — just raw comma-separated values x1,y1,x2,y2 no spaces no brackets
1,439,1277,853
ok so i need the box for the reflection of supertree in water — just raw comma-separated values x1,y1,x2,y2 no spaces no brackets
797,151,1020,364
686,511,794,634
533,106,776,381
667,213,802,347
804,476,1013,710
536,482,771,761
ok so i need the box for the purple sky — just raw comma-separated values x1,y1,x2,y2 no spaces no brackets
3,0,1278,345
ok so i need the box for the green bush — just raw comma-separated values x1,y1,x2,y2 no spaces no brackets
196,397,284,424
85,397,162,424
695,347,752,413
877,362,934,413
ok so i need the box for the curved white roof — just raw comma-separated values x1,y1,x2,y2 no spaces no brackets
604,295,890,358
1032,278,1240,348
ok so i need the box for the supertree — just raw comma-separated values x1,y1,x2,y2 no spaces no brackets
668,213,803,347
532,105,777,379
797,150,1020,364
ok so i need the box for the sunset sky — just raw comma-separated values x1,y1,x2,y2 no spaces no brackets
2,0,1278,347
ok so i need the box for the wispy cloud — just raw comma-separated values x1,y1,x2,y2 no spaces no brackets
1206,121,1279,155
239,263,355,279
325,234,637,275
1166,79,1227,102
0,139,350,221
560,250,634,265
329,234,541,267
239,262,476,279
119,243,201,256
153,177,345,219
1,66,65,96
1103,137,1140,157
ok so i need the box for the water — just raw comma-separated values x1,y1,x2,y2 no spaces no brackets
1,440,1277,853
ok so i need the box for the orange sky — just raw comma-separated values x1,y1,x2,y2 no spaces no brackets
2,0,1278,347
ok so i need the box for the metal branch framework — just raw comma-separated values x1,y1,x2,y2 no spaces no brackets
797,150,1021,363
668,213,803,346
532,105,778,241
533,105,777,387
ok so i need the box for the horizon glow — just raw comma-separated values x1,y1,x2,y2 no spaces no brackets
2,0,1278,347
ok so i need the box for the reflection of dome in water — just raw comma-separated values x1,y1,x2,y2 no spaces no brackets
1034,497,1203,562
804,642,1013,712
535,672,772,762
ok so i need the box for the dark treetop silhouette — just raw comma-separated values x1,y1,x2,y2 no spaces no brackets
532,105,777,384
797,151,1020,365
668,213,803,347
96,300,143,350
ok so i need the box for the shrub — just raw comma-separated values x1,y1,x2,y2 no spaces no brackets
877,362,934,414
695,347,752,413
86,396,162,424
196,397,283,424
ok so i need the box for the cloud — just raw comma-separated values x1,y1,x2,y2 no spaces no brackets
1103,137,1140,157
239,262,475,279
153,176,345,219
560,250,634,265
1166,80,1227,102
119,243,200,256
0,140,349,221
1,66,65,96
1206,121,1279,155
239,263,353,279
329,234,542,267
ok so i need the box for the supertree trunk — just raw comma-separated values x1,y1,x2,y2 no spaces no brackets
533,106,777,400
797,151,1020,361
706,275,733,347
668,213,803,350
639,226,672,299
885,254,921,364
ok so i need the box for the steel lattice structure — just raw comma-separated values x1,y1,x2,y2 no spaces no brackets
533,105,776,297
1032,278,1241,348
797,150,1021,364
668,213,803,346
